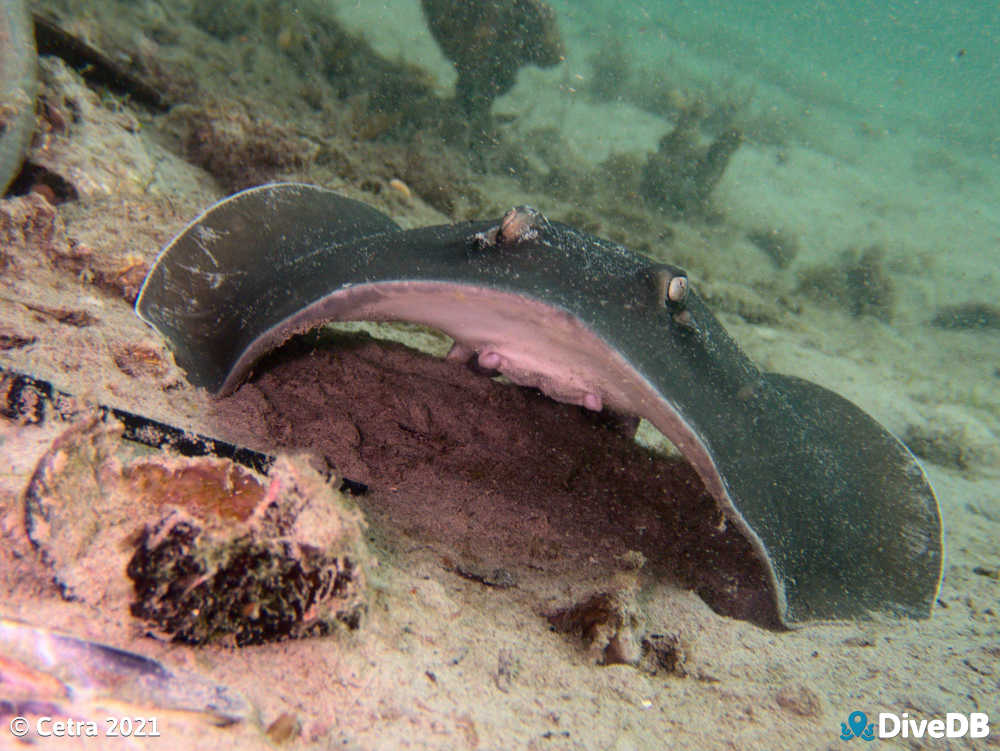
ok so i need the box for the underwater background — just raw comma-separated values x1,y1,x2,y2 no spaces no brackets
567,0,999,153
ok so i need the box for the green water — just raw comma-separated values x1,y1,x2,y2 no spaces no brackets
557,0,999,155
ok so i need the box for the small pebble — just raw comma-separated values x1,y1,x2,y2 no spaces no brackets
266,713,300,744
388,178,412,200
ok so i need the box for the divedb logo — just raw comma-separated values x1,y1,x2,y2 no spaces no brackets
840,710,990,741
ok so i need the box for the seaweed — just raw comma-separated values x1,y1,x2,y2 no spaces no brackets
168,102,318,192
420,0,564,119
746,228,800,269
845,245,895,320
931,303,1000,331
126,456,370,646
586,37,631,103
639,104,743,219
797,245,895,321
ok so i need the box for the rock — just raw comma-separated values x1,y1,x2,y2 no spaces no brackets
31,57,179,200
168,101,318,192
546,589,641,666
266,713,301,744
0,0,37,194
21,414,370,645
128,455,370,645
903,406,1000,472
111,340,172,381
0,617,250,725
775,683,823,718
641,632,688,676
23,417,133,603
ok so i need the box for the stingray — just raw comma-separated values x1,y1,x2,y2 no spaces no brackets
136,182,942,627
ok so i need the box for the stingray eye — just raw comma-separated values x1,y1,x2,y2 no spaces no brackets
667,275,688,304
648,264,690,309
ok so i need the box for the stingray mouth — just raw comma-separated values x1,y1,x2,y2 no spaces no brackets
210,327,783,629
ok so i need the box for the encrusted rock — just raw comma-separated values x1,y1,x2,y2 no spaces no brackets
23,416,130,602
128,455,369,645
21,415,370,645
546,589,642,666
641,632,688,676
168,101,318,192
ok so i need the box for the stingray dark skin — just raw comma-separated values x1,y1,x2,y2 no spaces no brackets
136,182,942,627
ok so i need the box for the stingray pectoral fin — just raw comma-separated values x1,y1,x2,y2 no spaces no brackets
136,183,404,392
718,373,942,623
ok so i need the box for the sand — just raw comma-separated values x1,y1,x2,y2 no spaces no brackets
1,1,997,749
